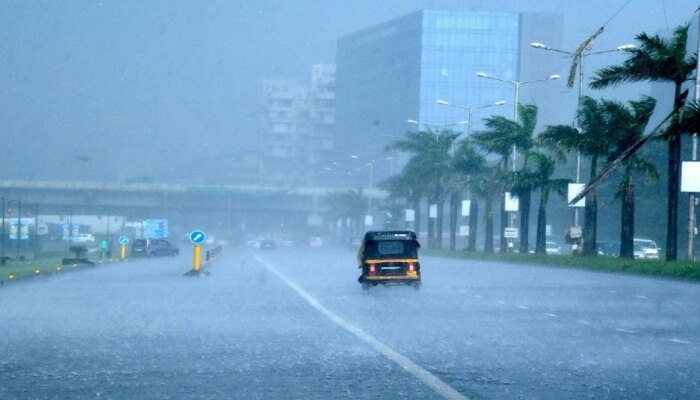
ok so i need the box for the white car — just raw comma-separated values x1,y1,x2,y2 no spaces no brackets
545,241,562,255
634,238,660,259
64,233,96,243
309,237,323,247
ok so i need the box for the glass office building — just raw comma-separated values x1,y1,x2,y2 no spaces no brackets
334,10,563,185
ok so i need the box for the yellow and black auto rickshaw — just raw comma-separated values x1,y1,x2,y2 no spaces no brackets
357,230,421,290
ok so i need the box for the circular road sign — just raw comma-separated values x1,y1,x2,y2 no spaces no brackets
190,230,206,244
118,236,129,245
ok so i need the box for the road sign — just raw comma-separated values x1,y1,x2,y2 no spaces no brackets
118,236,129,245
190,230,206,244
504,227,518,239
144,219,169,238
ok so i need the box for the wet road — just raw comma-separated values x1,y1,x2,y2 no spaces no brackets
1,246,699,399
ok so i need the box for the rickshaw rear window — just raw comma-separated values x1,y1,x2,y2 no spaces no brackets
363,240,418,259
378,241,404,255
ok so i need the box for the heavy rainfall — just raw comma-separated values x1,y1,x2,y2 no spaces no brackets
1,1,700,399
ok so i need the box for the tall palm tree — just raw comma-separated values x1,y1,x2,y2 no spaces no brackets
386,128,459,248
589,24,697,261
601,96,658,259
539,96,612,256
522,151,569,254
322,189,368,240
377,172,422,232
451,140,488,251
473,104,537,252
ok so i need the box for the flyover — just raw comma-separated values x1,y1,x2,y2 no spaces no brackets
0,180,386,237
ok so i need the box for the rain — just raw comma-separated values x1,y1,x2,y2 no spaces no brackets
1,1,700,399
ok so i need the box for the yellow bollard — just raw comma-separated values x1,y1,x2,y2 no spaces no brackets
121,244,126,260
193,244,201,272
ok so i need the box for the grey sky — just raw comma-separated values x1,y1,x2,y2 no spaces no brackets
0,0,695,182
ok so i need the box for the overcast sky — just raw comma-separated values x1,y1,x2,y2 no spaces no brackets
0,0,696,183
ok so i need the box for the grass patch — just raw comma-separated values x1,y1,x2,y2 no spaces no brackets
0,251,102,281
424,249,700,281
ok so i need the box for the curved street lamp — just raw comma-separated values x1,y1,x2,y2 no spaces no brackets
475,72,560,170
530,41,635,228
435,99,506,135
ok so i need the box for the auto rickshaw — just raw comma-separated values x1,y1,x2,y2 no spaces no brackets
357,230,421,290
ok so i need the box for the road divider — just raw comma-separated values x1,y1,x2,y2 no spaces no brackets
184,245,222,277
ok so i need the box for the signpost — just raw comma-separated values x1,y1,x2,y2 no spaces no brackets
118,236,129,260
190,230,206,272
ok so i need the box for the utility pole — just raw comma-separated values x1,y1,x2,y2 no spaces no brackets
688,11,700,261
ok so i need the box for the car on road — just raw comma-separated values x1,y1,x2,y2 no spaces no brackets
65,233,96,243
259,239,277,249
357,230,421,290
131,238,179,257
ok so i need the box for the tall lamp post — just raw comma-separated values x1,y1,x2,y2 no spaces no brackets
435,99,506,135
476,72,560,171
531,42,635,231
476,71,560,252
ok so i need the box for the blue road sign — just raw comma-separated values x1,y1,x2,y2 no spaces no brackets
118,236,129,245
190,230,206,244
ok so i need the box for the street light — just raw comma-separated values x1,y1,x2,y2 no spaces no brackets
476,71,559,252
435,99,506,135
406,119,470,131
475,72,560,171
530,41,634,228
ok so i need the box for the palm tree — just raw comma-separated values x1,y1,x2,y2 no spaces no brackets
539,96,613,256
386,128,459,248
522,151,569,254
589,24,697,261
378,164,425,234
451,140,488,251
472,104,537,252
601,96,658,259
322,189,368,240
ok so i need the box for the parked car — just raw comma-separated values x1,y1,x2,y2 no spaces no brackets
545,241,562,255
309,237,323,247
634,238,660,259
132,238,179,257
597,241,620,257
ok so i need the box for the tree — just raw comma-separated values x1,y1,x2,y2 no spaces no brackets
472,104,537,252
322,189,368,240
521,151,569,254
451,140,488,251
539,96,613,256
600,96,658,259
386,129,460,248
590,24,697,261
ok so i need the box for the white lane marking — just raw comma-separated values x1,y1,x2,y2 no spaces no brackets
474,294,483,299
545,313,558,318
666,338,691,344
255,255,468,400
615,328,635,333
516,305,529,310
635,295,648,299
576,319,591,325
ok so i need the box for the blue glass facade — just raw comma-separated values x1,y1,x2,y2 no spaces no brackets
334,10,562,184
419,11,519,130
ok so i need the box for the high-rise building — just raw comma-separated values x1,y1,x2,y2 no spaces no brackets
261,65,335,187
335,10,564,184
